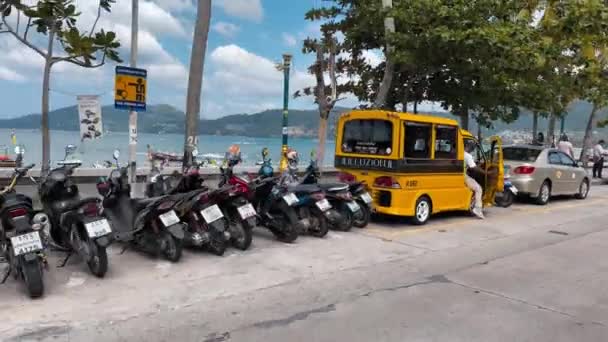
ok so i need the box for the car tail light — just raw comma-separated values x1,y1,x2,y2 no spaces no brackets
9,207,27,218
311,192,325,200
513,166,535,175
373,176,401,189
157,201,175,210
81,202,100,217
338,172,356,183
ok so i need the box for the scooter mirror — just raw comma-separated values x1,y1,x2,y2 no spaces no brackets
64,144,77,160
113,149,120,161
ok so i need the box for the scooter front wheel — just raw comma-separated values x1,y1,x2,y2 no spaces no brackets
230,219,253,251
352,201,370,228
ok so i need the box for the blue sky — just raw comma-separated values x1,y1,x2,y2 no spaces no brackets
0,0,346,119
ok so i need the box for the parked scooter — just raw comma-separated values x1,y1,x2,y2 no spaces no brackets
145,158,232,255
495,166,518,208
297,154,360,231
39,145,112,277
0,163,50,298
235,148,301,243
96,150,186,262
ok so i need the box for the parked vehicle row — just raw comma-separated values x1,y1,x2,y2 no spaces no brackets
0,145,373,298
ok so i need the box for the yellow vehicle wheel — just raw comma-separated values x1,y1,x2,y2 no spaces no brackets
412,196,431,225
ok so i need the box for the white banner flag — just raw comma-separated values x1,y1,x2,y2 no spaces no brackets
77,95,103,141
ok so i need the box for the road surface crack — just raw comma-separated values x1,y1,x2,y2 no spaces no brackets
251,303,336,329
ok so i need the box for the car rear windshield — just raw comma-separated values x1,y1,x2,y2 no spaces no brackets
342,119,393,155
503,147,541,162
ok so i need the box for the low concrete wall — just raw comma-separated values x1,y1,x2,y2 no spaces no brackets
0,166,340,185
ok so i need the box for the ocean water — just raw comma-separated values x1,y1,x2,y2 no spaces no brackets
0,129,336,167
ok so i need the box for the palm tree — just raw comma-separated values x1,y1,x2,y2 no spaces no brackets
183,0,212,168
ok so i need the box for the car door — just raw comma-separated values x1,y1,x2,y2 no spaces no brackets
547,151,567,195
483,136,504,206
557,152,581,193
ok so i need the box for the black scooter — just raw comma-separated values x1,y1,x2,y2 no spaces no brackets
300,157,371,229
39,145,112,277
0,164,51,298
97,150,187,262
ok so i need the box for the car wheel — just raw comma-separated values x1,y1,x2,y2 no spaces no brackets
535,181,551,205
412,196,431,225
575,179,589,200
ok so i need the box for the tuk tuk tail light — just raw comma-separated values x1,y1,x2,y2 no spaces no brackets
373,176,401,189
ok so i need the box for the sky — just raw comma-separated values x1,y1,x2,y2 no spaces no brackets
0,0,441,119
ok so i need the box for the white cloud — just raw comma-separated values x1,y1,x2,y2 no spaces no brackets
204,45,316,115
282,33,298,47
150,0,194,12
361,50,383,68
0,67,26,82
215,0,264,23
212,22,241,38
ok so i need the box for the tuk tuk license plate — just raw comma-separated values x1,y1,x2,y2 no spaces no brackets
201,205,224,224
360,192,373,204
346,201,361,212
315,199,332,212
159,210,180,227
283,193,299,206
11,231,43,256
85,219,112,238
237,203,256,219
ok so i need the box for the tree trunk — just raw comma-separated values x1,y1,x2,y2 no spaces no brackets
317,115,329,169
183,0,211,168
580,103,599,166
373,0,394,109
41,31,55,176
460,110,469,131
532,112,538,143
547,114,556,147
413,101,418,114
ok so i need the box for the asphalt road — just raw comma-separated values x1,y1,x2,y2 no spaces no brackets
1,185,608,341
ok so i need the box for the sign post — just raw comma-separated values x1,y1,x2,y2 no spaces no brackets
114,65,147,193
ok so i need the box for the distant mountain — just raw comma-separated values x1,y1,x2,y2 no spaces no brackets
0,101,603,137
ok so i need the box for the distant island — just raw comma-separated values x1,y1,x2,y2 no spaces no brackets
0,101,602,138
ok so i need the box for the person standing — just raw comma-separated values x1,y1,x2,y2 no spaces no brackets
464,141,485,219
557,133,574,158
593,140,608,179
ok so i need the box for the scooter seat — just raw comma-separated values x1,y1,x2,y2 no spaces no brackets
287,184,322,194
55,197,99,212
131,197,159,212
317,183,349,192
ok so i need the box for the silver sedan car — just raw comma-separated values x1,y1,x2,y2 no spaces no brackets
503,145,590,205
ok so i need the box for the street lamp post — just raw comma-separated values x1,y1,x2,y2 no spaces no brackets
129,0,139,196
279,54,292,172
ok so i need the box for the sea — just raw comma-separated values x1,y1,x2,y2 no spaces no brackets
0,129,336,167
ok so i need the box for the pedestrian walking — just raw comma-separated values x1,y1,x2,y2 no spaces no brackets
557,133,574,159
593,140,608,179
464,141,485,219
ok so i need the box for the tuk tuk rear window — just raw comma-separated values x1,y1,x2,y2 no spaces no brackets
503,147,541,162
342,119,393,155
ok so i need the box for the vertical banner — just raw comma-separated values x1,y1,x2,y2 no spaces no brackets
77,95,103,141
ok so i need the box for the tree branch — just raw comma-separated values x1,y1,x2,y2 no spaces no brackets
52,53,107,68
1,17,47,58
89,2,102,37
23,17,32,41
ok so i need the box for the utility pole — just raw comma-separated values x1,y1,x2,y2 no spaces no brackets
183,0,212,169
560,115,566,134
129,0,139,195
279,54,292,172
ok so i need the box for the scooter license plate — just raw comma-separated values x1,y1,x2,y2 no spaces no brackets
360,192,373,204
11,231,43,256
509,185,519,195
346,201,361,212
159,210,180,227
315,199,332,212
283,193,299,206
85,219,112,238
201,205,224,224
237,203,256,219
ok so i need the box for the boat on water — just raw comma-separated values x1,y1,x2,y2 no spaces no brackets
0,145,23,168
